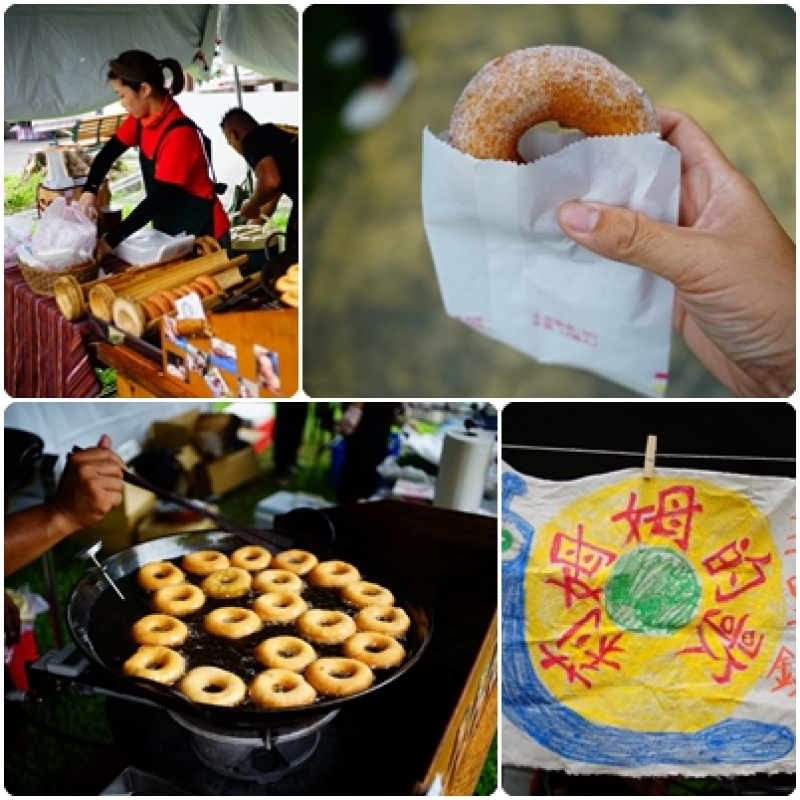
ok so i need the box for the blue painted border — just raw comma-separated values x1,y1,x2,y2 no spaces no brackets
501,471,795,767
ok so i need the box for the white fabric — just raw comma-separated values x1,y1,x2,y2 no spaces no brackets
3,402,211,474
218,5,298,84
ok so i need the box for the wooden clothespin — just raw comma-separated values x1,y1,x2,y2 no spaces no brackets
643,435,657,479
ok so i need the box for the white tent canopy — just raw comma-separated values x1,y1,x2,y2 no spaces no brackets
4,4,298,121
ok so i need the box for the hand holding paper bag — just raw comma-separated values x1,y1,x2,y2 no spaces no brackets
558,108,796,399
422,45,680,397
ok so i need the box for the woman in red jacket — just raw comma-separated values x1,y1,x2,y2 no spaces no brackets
77,50,230,257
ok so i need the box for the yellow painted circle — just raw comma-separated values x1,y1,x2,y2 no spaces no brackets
525,476,783,733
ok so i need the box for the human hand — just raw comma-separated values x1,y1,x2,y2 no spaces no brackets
240,198,262,222
4,592,21,646
76,192,98,222
51,435,125,532
558,107,795,398
95,237,113,260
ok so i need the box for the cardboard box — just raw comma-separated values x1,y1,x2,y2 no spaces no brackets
71,483,157,553
136,506,219,543
147,409,202,449
194,443,260,498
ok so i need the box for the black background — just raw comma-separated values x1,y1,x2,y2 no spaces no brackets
502,402,796,480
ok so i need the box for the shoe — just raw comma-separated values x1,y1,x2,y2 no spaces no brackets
325,32,365,67
340,58,416,133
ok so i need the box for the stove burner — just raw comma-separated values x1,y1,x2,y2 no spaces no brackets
168,709,339,784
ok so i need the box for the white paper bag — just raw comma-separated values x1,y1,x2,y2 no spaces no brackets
421,129,681,396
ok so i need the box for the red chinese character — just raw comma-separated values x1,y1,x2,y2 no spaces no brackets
538,644,592,689
702,538,772,602
644,486,703,551
767,647,796,697
677,609,764,684
611,492,655,546
547,525,617,608
580,633,626,674
538,613,626,690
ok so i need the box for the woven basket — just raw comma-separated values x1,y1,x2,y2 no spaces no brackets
18,258,100,297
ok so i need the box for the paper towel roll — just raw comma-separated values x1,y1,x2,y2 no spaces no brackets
434,429,494,512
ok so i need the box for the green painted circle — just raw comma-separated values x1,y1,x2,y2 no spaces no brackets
604,547,701,636
502,528,514,552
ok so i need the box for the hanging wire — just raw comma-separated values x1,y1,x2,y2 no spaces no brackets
503,444,795,463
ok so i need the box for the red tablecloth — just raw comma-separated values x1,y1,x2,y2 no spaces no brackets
4,266,101,397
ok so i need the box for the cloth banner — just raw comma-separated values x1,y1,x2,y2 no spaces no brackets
502,464,796,777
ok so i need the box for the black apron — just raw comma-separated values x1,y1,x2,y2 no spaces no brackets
139,119,216,239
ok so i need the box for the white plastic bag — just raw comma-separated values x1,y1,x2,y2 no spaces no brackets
4,214,36,268
28,196,96,270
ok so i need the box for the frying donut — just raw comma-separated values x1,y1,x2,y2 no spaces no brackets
152,583,206,617
343,632,406,669
253,569,304,594
230,545,272,572
252,591,308,624
137,561,186,592
131,614,188,647
296,609,357,645
178,666,247,706
182,550,230,576
200,567,252,599
250,669,317,708
305,657,374,697
307,560,361,588
204,606,263,639
255,636,317,672
123,645,185,685
341,581,395,608
355,605,411,637
342,631,406,669
449,45,660,163
272,549,318,576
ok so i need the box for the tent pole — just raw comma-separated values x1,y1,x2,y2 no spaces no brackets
234,65,253,194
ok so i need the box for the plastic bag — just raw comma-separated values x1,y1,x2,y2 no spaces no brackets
4,214,36,268
27,196,96,271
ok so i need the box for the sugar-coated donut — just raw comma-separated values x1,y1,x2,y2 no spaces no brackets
305,657,374,697
307,560,361,588
230,545,272,572
252,591,308,624
178,666,247,706
200,567,252,599
123,645,185,685
341,580,395,608
255,636,317,672
250,668,317,708
355,605,411,637
182,550,230,575
449,45,660,163
137,561,186,592
204,606,263,639
343,632,406,669
253,569,304,594
296,609,357,645
131,614,188,647
152,583,206,617
272,549,319,576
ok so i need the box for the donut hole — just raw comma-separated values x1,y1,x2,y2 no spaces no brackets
365,642,388,654
332,668,357,680
517,124,586,163
203,683,225,695
146,658,169,671
279,647,300,658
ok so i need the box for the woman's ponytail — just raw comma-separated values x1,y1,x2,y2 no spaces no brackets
161,57,185,97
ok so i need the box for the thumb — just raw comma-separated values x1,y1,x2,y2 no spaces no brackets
98,434,112,449
558,202,699,285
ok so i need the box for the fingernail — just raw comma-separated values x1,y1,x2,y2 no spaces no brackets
560,203,600,234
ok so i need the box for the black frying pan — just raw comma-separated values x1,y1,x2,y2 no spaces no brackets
67,529,433,730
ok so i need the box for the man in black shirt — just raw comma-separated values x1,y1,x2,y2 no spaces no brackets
221,107,298,247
